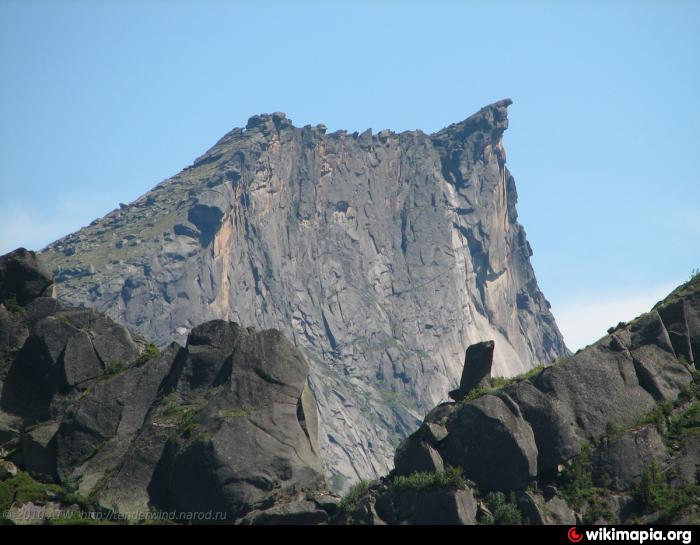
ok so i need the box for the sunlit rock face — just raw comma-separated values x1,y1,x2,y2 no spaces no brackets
41,99,567,490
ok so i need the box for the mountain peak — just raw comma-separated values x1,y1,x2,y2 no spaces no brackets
434,98,513,141
245,111,293,131
40,99,566,488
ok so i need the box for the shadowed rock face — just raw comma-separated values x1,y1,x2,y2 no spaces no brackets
449,340,495,401
40,99,568,486
102,321,327,521
0,249,334,524
0,248,53,306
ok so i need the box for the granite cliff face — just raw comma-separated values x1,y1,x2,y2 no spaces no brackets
40,99,568,488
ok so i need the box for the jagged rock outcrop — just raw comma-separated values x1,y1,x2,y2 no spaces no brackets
0,249,336,524
99,320,329,522
395,299,696,492
0,248,54,306
39,100,568,486
350,275,699,524
448,340,494,401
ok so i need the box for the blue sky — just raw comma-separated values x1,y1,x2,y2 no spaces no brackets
1,0,698,350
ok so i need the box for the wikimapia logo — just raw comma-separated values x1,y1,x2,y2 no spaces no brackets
567,526,693,544
568,527,584,542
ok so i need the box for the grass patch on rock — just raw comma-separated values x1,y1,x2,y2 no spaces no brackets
389,466,466,493
462,365,547,403
103,359,128,378
136,343,160,366
0,470,62,514
219,408,249,418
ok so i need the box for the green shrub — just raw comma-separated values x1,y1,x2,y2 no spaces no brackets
636,461,666,512
493,503,523,525
639,401,674,432
390,466,465,493
59,491,91,508
175,410,199,437
635,461,700,521
678,372,700,403
464,385,494,402
665,400,700,448
605,420,621,438
136,343,160,366
657,268,700,307
152,397,195,429
479,512,495,525
583,495,617,524
103,359,127,377
483,491,523,525
339,480,370,514
558,444,602,510
690,268,700,283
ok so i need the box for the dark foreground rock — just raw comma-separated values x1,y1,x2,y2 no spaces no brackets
0,248,54,306
0,249,336,524
359,274,700,525
449,340,495,401
99,321,328,522
337,474,478,525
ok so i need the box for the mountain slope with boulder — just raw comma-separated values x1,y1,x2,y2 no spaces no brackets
39,100,568,486
337,273,700,525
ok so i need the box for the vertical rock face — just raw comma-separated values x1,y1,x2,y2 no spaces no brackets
40,99,568,487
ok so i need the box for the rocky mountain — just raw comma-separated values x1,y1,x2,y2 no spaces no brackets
337,273,700,525
0,249,338,524
39,99,568,488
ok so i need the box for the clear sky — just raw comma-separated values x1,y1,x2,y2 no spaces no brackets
1,0,698,350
